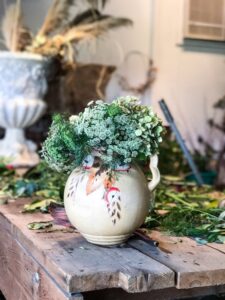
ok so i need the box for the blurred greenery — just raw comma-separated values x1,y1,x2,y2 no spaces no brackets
158,131,189,175
158,129,214,178
0,162,66,210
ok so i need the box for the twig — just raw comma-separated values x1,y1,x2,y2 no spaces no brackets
165,191,218,219
96,65,107,98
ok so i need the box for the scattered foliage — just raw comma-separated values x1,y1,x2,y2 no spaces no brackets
145,179,225,243
0,161,66,204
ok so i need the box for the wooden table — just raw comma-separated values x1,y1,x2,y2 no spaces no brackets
0,199,225,300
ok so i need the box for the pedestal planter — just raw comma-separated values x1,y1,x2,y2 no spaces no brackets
64,155,160,245
0,52,49,166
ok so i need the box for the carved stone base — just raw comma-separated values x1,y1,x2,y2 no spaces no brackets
0,128,40,167
0,52,50,168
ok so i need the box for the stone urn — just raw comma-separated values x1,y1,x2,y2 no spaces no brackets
64,154,160,246
0,52,50,167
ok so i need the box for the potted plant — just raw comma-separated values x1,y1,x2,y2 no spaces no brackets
0,0,131,166
42,97,164,245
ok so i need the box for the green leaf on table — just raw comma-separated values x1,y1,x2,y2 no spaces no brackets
23,199,58,213
27,221,53,230
35,189,60,198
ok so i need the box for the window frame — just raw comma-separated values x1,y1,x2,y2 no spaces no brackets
184,0,225,41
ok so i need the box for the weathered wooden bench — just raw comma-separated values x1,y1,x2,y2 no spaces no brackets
0,198,225,300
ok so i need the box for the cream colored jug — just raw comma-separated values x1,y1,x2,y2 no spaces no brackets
64,155,160,245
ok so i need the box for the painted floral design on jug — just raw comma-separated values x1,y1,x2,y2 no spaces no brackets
66,154,127,224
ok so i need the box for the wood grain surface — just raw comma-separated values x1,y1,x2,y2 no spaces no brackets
128,230,225,289
0,199,174,296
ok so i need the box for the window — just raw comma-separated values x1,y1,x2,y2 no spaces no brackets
184,0,225,41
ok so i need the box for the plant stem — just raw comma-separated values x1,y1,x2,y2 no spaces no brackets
165,191,218,220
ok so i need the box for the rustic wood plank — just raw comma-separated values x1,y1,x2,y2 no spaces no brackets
52,236,174,293
0,200,175,294
208,243,225,254
0,220,83,300
128,230,225,289
0,199,79,293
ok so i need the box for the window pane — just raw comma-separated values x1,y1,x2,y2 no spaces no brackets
189,0,224,24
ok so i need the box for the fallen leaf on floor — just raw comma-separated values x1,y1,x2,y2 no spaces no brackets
27,221,53,230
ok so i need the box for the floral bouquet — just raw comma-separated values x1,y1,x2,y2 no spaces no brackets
42,96,164,173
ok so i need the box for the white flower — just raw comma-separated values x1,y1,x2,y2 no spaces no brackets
87,100,94,106
69,115,79,123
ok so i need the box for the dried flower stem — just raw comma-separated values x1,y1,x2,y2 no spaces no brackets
11,0,21,51
37,0,74,37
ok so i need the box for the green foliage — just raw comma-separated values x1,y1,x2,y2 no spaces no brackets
42,114,89,173
42,97,164,172
145,180,225,243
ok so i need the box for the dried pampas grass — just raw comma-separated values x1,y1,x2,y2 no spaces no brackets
86,0,110,9
1,0,31,51
64,16,132,43
74,16,132,35
1,0,132,72
2,3,20,51
29,15,131,58
37,0,75,37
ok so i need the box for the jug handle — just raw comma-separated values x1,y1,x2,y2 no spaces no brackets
148,155,160,192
